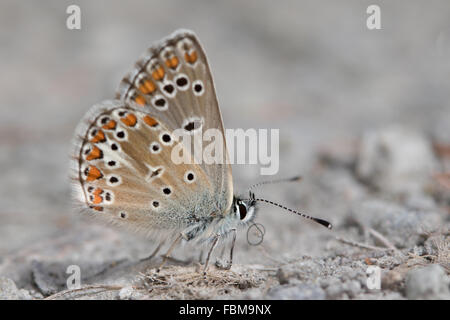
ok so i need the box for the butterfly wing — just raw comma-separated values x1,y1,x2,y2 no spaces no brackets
72,30,233,240
116,29,233,216
71,100,219,238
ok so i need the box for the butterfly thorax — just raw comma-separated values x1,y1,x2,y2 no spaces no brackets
181,194,257,243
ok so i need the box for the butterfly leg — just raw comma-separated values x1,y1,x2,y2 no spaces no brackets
156,233,182,273
198,250,203,263
203,235,220,277
140,241,164,263
226,228,237,269
216,228,236,270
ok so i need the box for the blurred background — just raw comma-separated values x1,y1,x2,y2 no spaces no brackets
0,0,449,287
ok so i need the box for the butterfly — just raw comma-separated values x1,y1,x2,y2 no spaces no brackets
71,29,331,275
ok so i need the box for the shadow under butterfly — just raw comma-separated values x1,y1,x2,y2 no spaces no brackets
71,29,332,276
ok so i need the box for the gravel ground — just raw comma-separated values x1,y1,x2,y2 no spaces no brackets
0,0,449,300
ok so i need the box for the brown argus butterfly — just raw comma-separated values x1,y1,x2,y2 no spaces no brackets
71,30,331,275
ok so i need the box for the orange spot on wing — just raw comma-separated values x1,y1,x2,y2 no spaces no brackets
135,95,146,106
90,130,106,143
93,188,103,196
86,146,103,161
143,115,158,127
90,206,103,212
138,85,149,94
121,113,137,127
86,165,103,181
152,66,165,81
165,56,179,69
139,79,156,94
91,188,103,204
184,50,198,64
102,120,116,130
92,194,102,204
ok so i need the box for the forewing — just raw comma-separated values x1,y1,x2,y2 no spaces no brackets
116,29,233,215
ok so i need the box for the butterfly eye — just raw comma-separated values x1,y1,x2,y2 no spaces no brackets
238,203,247,220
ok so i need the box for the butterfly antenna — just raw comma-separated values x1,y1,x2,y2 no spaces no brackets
247,175,302,192
254,197,332,230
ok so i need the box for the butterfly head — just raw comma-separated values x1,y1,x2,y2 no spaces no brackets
233,191,257,225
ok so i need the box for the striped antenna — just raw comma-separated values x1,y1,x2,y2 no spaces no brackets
248,175,302,192
254,197,332,230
